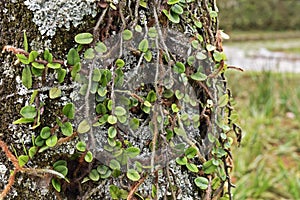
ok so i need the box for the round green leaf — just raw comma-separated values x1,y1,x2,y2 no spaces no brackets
49,87,61,99
95,42,107,53
171,4,183,14
97,165,109,175
196,52,207,60
115,59,125,68
148,27,158,38
175,156,188,165
88,169,100,181
185,147,198,159
18,155,29,167
62,103,75,119
17,54,29,64
52,178,61,192
122,29,133,40
134,25,142,32
203,160,217,174
186,163,199,173
144,50,152,62
108,126,117,138
32,62,45,69
173,62,185,73
60,122,73,136
84,48,95,59
44,49,53,63
84,151,93,162
40,126,51,139
35,136,45,147
67,48,80,65
127,169,140,181
206,44,216,51
76,141,86,152
129,118,140,130
125,147,140,158
22,66,32,89
47,63,61,69
107,115,118,124
53,160,67,168
109,159,121,170
54,165,68,177
115,106,126,116
28,51,39,62
75,33,93,44
28,146,38,159
138,39,149,53
46,134,58,147
167,0,180,5
20,105,36,118
194,177,209,190
190,72,207,81
78,119,91,134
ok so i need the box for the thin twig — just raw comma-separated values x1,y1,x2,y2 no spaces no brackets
127,174,147,200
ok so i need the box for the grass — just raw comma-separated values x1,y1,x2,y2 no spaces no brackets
226,71,300,200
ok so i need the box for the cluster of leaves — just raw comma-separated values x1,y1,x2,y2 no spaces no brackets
5,1,240,198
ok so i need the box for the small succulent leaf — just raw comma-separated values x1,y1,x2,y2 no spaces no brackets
88,169,100,181
95,42,107,53
125,147,140,158
67,48,80,65
49,87,61,99
44,49,53,63
63,103,75,119
22,66,32,88
75,33,93,44
175,156,188,165
84,48,95,59
47,63,61,69
218,94,229,107
28,146,38,159
78,119,91,134
18,155,29,167
190,72,207,81
171,4,184,14
54,165,68,177
109,159,121,170
185,146,198,159
122,29,133,40
52,178,61,192
127,169,140,181
138,39,149,53
17,54,29,64
76,141,86,152
20,105,36,118
40,126,51,139
60,122,73,136
167,0,180,5
46,134,58,147
23,30,28,52
57,68,66,83
28,51,39,63
53,160,67,168
84,151,93,162
186,163,199,173
108,126,117,138
194,177,209,190
32,62,45,69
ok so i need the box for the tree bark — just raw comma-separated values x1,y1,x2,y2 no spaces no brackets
0,1,238,199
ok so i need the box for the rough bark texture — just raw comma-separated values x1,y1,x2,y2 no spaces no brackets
1,1,236,200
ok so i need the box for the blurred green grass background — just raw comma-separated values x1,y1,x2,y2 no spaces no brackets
226,71,300,199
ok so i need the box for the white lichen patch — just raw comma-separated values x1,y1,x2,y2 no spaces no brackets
24,0,98,37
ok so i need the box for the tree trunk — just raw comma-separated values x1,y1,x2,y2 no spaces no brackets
0,1,239,199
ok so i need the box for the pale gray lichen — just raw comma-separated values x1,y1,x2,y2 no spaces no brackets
24,0,98,37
